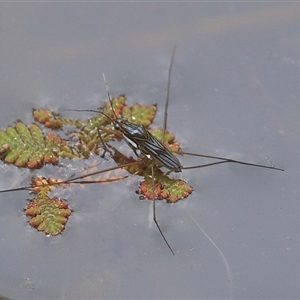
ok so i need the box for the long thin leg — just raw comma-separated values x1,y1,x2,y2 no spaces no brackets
97,127,112,158
151,163,175,255
151,46,177,255
180,151,284,171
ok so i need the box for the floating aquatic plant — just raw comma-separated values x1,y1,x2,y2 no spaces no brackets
0,95,192,235
0,122,83,168
122,103,157,127
106,144,193,203
25,177,72,236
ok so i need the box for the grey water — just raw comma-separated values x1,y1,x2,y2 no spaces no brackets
0,3,299,299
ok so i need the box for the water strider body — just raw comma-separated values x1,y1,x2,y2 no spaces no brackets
111,117,182,172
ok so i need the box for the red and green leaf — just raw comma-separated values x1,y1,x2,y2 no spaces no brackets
25,177,72,235
0,122,83,168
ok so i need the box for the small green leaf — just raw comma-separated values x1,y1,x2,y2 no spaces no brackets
122,103,157,127
29,123,45,148
139,173,193,203
25,177,72,236
0,122,83,168
33,109,64,129
4,149,23,164
15,121,35,147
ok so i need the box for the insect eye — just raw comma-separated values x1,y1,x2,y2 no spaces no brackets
114,123,120,130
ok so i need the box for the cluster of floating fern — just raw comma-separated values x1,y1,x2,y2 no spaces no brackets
0,96,192,235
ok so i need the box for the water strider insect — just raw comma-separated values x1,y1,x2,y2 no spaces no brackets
0,47,284,256
65,47,284,255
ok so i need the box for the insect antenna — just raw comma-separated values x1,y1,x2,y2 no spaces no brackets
63,108,115,124
102,73,119,119
68,74,121,124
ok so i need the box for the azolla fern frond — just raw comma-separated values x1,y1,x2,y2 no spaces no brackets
139,173,193,203
33,109,67,129
25,177,72,236
0,122,82,168
136,162,193,203
122,103,157,127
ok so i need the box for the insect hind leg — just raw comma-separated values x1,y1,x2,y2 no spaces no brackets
150,163,175,255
